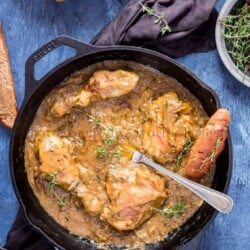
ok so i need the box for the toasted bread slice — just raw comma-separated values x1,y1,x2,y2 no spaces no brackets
0,23,17,128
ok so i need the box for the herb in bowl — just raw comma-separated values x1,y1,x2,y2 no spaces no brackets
221,2,250,75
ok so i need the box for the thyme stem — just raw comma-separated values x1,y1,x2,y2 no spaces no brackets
140,3,171,35
174,137,194,171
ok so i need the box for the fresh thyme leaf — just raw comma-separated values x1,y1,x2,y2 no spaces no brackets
83,112,121,159
47,172,58,192
215,138,222,149
202,138,222,164
57,196,67,207
174,137,194,171
109,150,121,159
83,112,101,127
104,127,114,134
104,137,117,145
88,117,100,126
83,113,116,135
141,4,155,15
163,201,186,218
154,14,164,24
96,146,106,159
161,25,172,36
84,112,120,158
140,3,171,36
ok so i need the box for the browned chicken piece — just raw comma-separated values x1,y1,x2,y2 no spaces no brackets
145,92,185,123
74,166,108,216
51,70,139,117
101,161,167,231
143,92,198,164
38,134,79,190
142,122,176,164
184,109,230,179
50,91,92,117
37,133,107,215
86,69,139,98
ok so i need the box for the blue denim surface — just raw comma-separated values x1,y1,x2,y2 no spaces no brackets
0,0,249,249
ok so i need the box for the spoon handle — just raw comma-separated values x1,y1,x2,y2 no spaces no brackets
133,151,233,213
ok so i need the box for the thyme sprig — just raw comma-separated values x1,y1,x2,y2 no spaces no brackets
83,111,121,159
104,137,117,145
221,2,250,74
95,146,121,160
140,3,171,35
174,137,194,171
46,172,68,208
57,196,67,207
96,145,106,159
47,172,58,192
153,201,186,218
104,127,114,134
163,201,186,218
83,112,115,136
202,138,222,165
83,111,101,127
109,150,121,160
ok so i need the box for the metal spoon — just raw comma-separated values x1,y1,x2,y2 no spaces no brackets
132,151,233,213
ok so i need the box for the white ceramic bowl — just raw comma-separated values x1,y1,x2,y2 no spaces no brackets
215,0,250,87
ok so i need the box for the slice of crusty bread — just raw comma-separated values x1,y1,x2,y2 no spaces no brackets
0,23,17,128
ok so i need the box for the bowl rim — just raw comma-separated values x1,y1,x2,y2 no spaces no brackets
215,0,250,87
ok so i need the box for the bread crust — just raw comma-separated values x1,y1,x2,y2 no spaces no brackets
0,23,17,129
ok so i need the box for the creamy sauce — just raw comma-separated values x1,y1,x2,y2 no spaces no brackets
25,60,212,249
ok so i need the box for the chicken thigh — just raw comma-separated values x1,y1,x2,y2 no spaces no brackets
37,133,79,190
101,161,167,231
51,69,139,117
142,92,200,164
74,165,108,216
37,133,107,215
86,69,139,98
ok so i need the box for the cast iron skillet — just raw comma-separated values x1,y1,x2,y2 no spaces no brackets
10,36,232,250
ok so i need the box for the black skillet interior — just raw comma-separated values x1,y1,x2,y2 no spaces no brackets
10,36,232,250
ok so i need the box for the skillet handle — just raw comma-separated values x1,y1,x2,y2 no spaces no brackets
25,36,98,99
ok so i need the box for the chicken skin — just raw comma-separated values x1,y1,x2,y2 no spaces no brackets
37,134,79,190
101,161,167,231
142,92,200,164
51,69,139,117
85,69,139,98
37,133,107,215
142,122,176,164
74,165,108,216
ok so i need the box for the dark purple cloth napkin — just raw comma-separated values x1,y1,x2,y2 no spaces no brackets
4,210,53,250
93,0,218,57
4,1,218,249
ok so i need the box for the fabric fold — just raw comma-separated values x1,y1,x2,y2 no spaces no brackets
93,0,217,57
